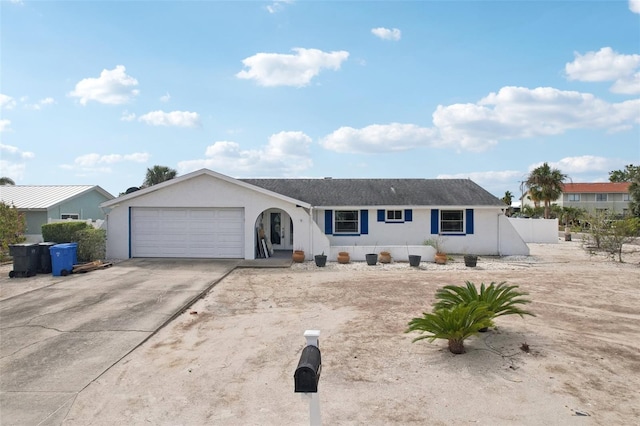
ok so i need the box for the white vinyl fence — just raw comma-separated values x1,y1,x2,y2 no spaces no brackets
508,218,559,243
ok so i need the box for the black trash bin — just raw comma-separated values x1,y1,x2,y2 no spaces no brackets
38,242,56,274
8,243,39,278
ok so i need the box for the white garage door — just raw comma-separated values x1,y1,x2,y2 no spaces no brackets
131,208,244,258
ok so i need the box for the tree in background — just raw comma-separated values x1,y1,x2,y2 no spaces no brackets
525,163,568,219
608,165,640,217
0,177,15,185
501,191,514,216
0,202,26,257
608,164,639,183
142,165,178,187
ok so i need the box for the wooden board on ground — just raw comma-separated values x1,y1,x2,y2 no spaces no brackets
72,260,113,274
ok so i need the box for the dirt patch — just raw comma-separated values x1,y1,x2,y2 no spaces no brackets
62,241,639,425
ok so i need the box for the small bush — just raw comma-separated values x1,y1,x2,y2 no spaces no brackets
75,228,106,262
41,222,89,243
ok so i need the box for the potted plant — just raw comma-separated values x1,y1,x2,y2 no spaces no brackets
463,254,478,267
337,251,350,264
424,237,447,264
314,252,327,267
379,250,392,264
408,254,422,267
292,249,305,263
366,243,378,266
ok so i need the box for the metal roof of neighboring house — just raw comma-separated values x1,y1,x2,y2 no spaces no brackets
562,182,630,193
241,178,505,207
0,185,114,210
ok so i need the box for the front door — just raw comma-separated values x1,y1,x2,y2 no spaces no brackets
269,211,293,250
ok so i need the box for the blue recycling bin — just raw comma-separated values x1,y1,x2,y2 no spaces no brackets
50,243,78,276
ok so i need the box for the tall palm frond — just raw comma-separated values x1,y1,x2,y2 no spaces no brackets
433,281,535,320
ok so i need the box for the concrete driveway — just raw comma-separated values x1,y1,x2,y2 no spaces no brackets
0,258,240,426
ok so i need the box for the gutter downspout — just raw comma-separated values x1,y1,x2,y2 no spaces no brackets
309,206,314,256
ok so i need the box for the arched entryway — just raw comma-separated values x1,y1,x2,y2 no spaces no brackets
254,208,295,258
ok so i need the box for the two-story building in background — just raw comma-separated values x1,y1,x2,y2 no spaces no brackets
557,182,631,216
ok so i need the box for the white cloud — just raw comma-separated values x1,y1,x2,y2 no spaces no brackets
0,94,16,110
236,48,349,87
530,156,618,174
0,161,26,180
371,27,402,41
138,110,201,127
120,111,136,122
0,142,34,159
72,152,150,167
433,86,640,150
266,0,293,14
319,86,639,154
9,0,24,4
0,119,11,132
25,97,56,110
630,0,640,13
178,131,312,176
69,65,140,105
565,47,640,94
320,123,438,153
160,92,171,103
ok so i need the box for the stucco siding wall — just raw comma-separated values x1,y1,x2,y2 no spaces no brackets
315,208,505,256
105,175,310,260
52,191,110,220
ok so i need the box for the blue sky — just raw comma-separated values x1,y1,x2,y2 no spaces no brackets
1,0,639,198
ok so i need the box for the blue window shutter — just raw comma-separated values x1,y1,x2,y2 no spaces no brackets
431,209,439,234
361,210,368,234
325,210,333,234
466,209,474,234
405,209,413,222
377,209,385,222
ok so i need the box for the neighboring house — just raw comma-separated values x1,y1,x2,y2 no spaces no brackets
0,185,115,243
100,169,528,261
558,182,631,216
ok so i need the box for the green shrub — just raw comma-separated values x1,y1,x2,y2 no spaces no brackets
0,202,26,259
406,302,492,354
75,228,106,262
41,222,89,243
433,281,535,327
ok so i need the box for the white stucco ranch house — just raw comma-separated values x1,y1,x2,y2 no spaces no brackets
100,168,529,262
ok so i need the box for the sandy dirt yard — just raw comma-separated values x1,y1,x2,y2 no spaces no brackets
62,241,639,426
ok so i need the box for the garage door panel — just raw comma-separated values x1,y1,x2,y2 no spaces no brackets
132,208,244,258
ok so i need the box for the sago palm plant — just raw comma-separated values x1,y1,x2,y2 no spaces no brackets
406,302,493,354
433,281,535,329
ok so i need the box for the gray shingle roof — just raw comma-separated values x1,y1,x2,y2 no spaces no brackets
241,178,504,207
0,185,114,210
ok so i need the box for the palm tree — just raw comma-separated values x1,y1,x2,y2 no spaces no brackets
406,302,492,354
501,191,514,216
142,165,177,187
526,163,568,219
501,191,513,206
0,177,15,185
433,281,535,328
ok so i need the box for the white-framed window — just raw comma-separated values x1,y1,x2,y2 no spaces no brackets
440,210,464,233
568,194,580,202
61,213,80,220
623,193,630,201
334,210,359,234
596,194,608,202
386,210,403,222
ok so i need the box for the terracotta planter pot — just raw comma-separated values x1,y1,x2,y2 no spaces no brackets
434,253,447,264
292,250,305,263
337,251,350,264
379,251,391,264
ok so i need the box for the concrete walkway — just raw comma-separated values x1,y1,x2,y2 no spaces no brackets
0,258,246,426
